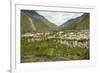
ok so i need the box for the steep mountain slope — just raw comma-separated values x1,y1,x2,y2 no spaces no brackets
21,10,58,34
21,12,35,33
21,10,89,34
60,13,90,30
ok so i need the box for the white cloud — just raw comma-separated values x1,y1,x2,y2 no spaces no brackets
36,11,83,26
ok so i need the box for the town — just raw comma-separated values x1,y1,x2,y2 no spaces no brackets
21,30,89,49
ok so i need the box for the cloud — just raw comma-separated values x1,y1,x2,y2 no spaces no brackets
36,11,83,26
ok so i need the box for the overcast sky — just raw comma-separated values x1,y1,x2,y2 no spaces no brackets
36,11,83,26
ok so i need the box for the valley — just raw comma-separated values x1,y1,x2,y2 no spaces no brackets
20,10,90,63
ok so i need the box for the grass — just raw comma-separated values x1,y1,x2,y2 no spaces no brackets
21,37,89,63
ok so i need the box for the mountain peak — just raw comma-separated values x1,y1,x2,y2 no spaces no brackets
21,10,40,16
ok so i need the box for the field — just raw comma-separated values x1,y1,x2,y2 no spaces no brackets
21,31,89,63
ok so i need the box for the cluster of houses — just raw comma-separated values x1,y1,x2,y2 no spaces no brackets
21,30,89,48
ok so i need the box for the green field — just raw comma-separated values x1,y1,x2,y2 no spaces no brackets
21,37,89,63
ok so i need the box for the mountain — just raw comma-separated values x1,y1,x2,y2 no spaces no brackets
60,13,90,30
21,10,89,34
21,10,58,34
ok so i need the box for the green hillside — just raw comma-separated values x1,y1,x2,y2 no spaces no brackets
60,13,90,30
21,10,90,34
21,11,58,34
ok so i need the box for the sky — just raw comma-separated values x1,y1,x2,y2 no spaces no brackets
36,11,83,26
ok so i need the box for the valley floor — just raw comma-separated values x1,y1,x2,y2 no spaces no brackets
21,30,89,63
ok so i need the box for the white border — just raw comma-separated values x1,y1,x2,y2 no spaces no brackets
11,3,96,73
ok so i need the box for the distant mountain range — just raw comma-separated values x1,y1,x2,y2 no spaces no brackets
21,10,89,34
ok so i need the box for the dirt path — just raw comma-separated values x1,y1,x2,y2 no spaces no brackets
21,55,67,63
